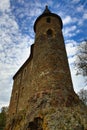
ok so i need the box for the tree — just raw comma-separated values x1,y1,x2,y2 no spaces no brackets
0,107,7,130
75,40,87,78
78,89,87,105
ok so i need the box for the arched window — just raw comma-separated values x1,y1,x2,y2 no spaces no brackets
47,29,53,38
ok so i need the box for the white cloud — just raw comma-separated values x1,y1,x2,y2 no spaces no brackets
63,16,72,25
65,40,78,66
77,5,84,12
0,0,10,12
83,13,87,19
70,66,86,93
84,85,87,90
66,43,77,56
63,25,78,38
72,0,80,3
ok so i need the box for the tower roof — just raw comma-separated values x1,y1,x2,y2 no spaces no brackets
43,5,51,14
34,6,63,32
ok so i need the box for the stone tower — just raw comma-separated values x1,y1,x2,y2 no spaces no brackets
5,6,87,130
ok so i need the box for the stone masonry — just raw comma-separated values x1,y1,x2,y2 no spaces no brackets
5,6,87,130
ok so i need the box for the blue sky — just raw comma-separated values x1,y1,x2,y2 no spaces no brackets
0,0,87,110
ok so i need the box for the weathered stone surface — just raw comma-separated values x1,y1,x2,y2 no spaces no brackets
5,6,87,130
5,91,87,130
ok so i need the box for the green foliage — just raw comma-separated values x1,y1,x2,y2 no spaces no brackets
0,107,7,130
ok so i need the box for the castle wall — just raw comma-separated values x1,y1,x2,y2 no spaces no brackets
8,45,35,116
32,16,74,93
8,79,19,115
5,7,87,130
8,14,74,118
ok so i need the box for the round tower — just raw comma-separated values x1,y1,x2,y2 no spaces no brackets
32,6,74,93
5,6,87,130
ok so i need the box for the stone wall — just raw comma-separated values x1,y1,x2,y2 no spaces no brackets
9,14,75,119
6,10,87,130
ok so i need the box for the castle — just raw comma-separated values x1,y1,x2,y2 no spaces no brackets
5,6,87,130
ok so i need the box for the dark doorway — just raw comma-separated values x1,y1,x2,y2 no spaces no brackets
28,117,43,130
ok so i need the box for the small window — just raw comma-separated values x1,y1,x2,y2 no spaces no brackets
46,17,51,23
47,29,53,37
